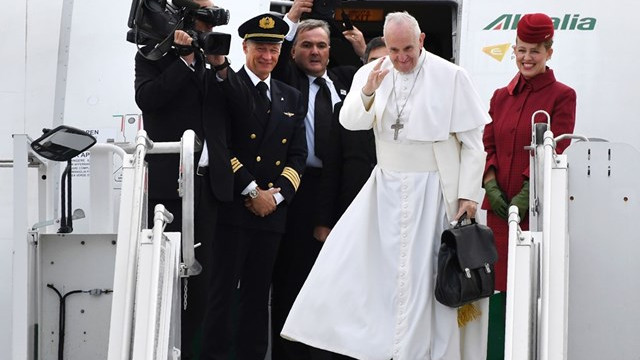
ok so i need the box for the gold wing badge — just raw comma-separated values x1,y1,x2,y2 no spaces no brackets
283,112,294,117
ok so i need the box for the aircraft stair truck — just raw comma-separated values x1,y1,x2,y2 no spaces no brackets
12,128,201,359
504,111,640,360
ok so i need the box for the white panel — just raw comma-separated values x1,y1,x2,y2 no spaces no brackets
0,237,12,353
544,158,570,360
39,234,117,360
2,1,27,155
565,142,640,359
132,230,181,360
2,94,25,159
12,135,35,360
24,0,66,142
504,230,538,360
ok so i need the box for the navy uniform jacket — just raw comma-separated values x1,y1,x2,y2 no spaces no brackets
217,67,307,234
201,68,253,201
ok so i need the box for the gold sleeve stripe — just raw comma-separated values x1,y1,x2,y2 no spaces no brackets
281,172,299,191
281,167,300,184
281,166,301,191
230,157,244,173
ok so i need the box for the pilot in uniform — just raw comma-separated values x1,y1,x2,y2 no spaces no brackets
200,13,307,360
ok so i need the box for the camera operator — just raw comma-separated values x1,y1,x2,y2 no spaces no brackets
134,0,214,232
133,1,250,358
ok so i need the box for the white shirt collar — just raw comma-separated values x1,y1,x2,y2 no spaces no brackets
244,66,272,90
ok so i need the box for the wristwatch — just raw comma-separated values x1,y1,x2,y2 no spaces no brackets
248,186,259,199
212,57,230,72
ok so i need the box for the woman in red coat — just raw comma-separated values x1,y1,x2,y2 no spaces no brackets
482,13,576,358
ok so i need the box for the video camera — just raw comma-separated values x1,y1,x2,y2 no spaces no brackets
307,0,343,21
301,0,353,35
127,0,232,60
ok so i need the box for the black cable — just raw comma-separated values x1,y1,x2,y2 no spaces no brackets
46,285,113,360
66,159,73,231
46,284,83,360
58,164,68,233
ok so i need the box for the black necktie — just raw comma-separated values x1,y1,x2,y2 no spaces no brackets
314,77,332,160
256,81,271,115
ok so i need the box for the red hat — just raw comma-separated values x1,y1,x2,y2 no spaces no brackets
517,13,554,43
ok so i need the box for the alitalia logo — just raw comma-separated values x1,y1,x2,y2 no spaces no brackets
484,14,597,31
483,43,511,62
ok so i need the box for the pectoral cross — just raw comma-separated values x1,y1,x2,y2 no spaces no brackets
391,117,404,140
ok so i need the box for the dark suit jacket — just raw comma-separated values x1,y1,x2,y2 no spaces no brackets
272,39,356,161
316,102,377,227
217,67,307,234
134,50,242,202
269,41,358,359
135,50,205,200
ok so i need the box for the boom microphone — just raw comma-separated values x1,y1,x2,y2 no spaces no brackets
172,0,200,10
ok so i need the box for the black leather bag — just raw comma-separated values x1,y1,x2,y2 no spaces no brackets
435,213,498,308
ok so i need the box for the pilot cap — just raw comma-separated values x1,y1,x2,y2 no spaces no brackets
517,13,554,43
238,14,289,43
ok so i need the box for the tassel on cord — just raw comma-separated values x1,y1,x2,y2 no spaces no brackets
457,302,481,327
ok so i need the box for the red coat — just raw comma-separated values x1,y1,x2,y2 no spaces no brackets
482,68,576,291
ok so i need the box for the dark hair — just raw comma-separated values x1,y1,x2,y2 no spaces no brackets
362,36,386,63
293,19,331,46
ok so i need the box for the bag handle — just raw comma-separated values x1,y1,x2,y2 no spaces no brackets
453,211,476,229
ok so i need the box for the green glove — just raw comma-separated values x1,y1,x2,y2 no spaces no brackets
510,180,530,219
484,179,508,220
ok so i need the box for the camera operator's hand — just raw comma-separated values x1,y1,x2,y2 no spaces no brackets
286,0,313,23
206,55,229,79
342,26,366,58
174,30,195,64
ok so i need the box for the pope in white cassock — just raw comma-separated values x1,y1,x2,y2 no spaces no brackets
281,12,492,360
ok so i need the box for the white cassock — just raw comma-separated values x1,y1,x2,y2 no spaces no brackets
281,50,492,360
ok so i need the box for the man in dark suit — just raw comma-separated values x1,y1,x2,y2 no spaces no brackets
200,13,307,360
316,37,388,230
314,101,376,227
133,1,251,358
269,2,359,359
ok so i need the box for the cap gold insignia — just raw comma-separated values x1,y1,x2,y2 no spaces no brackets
259,17,275,29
